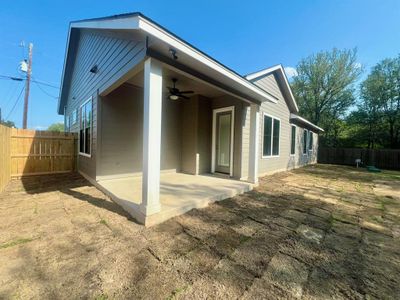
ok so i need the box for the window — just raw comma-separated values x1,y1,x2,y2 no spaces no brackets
303,129,308,154
65,114,70,132
71,109,78,125
309,131,313,151
290,125,296,155
79,99,92,156
263,114,280,157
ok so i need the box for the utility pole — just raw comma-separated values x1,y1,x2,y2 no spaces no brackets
22,43,33,129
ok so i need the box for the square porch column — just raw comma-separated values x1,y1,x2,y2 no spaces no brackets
248,103,260,184
140,58,163,216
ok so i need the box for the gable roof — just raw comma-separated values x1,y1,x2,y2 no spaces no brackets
245,64,299,113
58,12,278,114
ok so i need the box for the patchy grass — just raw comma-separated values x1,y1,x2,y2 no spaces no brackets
0,238,34,249
0,165,399,299
166,285,189,300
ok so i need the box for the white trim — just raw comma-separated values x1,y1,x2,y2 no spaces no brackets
290,124,296,156
261,113,281,159
212,106,235,177
246,64,299,112
290,113,324,132
78,97,93,157
248,104,260,184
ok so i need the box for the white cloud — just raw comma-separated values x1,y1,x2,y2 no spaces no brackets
354,62,362,69
284,66,298,79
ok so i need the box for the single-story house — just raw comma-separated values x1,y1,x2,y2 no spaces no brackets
58,12,323,226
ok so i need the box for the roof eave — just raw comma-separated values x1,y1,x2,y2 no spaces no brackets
290,113,324,132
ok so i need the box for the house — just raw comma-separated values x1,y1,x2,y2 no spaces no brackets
58,12,323,226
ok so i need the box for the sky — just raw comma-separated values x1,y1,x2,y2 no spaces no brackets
0,0,399,129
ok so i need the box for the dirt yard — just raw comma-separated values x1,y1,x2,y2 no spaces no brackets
0,165,399,299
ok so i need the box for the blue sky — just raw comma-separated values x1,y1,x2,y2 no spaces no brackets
0,0,399,129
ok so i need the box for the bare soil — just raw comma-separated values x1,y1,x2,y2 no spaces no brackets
0,165,399,299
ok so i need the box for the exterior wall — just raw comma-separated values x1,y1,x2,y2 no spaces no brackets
251,73,319,176
211,95,247,179
64,29,145,179
97,84,181,178
181,95,212,175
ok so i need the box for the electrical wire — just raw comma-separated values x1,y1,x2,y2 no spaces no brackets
33,80,58,99
5,85,25,120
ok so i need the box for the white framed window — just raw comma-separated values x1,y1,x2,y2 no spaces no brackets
290,125,296,155
79,98,92,157
71,108,78,125
262,113,280,158
303,129,308,154
309,131,313,151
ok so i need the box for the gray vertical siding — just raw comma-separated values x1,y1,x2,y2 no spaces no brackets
250,73,319,175
64,29,146,179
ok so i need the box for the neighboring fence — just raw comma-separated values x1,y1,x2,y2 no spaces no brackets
0,125,11,193
318,147,400,170
10,128,77,177
0,125,77,193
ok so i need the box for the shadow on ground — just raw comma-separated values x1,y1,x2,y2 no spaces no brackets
0,164,399,299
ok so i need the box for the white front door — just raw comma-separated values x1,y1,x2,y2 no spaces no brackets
212,106,234,176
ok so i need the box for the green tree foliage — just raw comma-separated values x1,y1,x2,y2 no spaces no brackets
291,48,362,146
0,120,16,128
47,122,64,132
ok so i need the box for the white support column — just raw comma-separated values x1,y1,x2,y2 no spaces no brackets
140,58,163,216
248,103,260,184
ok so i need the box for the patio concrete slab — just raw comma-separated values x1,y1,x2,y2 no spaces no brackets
97,173,253,226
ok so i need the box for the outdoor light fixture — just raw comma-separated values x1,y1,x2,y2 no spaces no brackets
90,65,98,73
169,48,178,60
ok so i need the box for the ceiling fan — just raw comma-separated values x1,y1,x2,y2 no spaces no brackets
167,78,194,100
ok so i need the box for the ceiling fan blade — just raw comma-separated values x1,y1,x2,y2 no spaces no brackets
179,90,194,94
179,94,190,99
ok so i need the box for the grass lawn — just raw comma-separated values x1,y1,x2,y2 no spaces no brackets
0,164,399,299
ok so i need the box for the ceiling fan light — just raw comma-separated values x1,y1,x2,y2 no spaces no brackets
169,94,179,100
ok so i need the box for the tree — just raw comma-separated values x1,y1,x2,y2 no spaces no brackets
47,122,64,132
366,58,400,148
291,48,362,146
0,120,16,128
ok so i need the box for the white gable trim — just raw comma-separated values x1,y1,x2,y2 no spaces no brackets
65,14,277,105
290,113,324,132
246,64,299,112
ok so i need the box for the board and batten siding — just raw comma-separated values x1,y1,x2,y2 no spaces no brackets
251,73,318,176
64,29,146,179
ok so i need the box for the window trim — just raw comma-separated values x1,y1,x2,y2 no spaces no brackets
262,113,281,159
78,97,92,158
290,124,296,156
303,129,308,155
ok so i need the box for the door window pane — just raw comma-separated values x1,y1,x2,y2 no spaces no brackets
217,113,231,167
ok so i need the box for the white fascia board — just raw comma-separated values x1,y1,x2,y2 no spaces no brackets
70,17,140,30
137,17,277,103
246,64,299,112
290,113,324,132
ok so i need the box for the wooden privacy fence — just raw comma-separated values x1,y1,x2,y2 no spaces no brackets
0,125,11,193
10,128,77,177
318,147,400,170
0,124,78,193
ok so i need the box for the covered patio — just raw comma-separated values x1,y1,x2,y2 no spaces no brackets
97,173,253,226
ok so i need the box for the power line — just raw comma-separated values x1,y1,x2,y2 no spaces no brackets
31,79,59,89
6,85,25,120
33,80,58,99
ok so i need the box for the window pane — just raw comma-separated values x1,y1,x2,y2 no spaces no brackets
291,126,296,155
272,119,280,156
217,113,231,167
85,127,91,154
80,106,85,153
263,116,272,156
309,132,313,150
303,130,307,154
85,101,92,129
